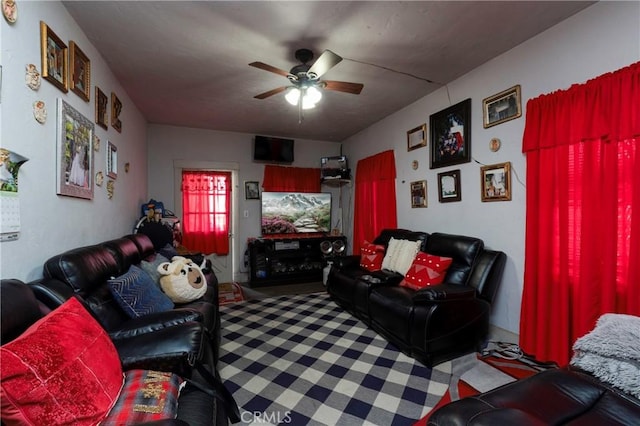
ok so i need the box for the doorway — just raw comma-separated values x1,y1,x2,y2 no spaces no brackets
173,160,239,284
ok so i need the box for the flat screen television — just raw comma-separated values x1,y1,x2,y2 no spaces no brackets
261,192,331,235
254,136,294,163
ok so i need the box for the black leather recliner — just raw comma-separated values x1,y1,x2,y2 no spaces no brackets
427,367,640,425
327,229,506,367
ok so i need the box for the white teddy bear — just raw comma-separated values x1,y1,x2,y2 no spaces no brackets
157,256,207,303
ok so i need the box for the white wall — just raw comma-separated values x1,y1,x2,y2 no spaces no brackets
342,1,640,335
146,125,341,282
0,1,148,281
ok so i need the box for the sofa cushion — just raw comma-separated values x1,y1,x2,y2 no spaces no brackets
140,253,170,285
400,252,453,290
101,369,182,425
0,297,123,425
108,265,174,318
381,237,421,275
359,240,385,271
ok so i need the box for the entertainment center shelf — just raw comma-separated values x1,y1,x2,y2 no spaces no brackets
248,235,347,287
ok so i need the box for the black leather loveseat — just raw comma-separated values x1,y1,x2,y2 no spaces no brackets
327,229,506,367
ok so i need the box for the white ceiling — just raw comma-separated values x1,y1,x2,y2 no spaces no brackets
63,1,594,142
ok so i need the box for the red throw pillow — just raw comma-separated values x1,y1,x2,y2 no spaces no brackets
360,240,385,271
400,252,453,290
0,297,123,425
101,370,183,425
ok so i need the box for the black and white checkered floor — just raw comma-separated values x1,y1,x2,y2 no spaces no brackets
219,292,452,425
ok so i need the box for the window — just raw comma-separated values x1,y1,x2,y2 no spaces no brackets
181,170,231,255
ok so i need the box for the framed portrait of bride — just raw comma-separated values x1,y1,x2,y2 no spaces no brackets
56,99,94,199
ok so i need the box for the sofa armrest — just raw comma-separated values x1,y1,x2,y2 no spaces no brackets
114,321,206,377
413,283,476,303
365,270,404,287
29,278,76,310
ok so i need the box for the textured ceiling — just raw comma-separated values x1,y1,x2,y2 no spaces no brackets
64,1,594,142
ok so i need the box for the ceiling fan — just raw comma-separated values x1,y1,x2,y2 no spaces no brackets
249,49,364,111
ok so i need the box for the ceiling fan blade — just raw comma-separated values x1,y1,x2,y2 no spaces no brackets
323,80,364,95
307,50,342,79
254,86,288,99
249,61,292,78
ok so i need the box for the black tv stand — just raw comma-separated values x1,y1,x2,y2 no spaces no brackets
248,235,347,287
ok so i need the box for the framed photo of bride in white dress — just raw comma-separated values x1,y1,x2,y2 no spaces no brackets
56,98,94,199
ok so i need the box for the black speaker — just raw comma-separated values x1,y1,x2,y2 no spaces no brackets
320,237,347,257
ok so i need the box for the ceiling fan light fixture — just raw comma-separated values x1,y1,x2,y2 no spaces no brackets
285,87,300,106
305,86,322,105
285,86,322,109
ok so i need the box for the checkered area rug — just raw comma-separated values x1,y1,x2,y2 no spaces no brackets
219,292,452,425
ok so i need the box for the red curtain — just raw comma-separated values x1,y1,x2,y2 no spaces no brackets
181,170,231,255
262,165,321,192
352,150,398,254
520,62,640,366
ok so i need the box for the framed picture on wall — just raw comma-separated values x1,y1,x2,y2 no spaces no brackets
111,92,122,133
437,169,461,203
245,181,259,200
95,86,108,130
430,98,471,169
481,162,511,202
56,99,94,199
40,21,68,93
482,85,522,128
106,141,117,179
410,180,427,208
407,123,427,151
69,41,90,101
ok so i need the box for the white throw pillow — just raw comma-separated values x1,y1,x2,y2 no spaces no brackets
381,237,421,275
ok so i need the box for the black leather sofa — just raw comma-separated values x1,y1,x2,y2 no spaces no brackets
427,367,640,425
327,229,506,367
31,233,221,362
1,278,228,425
19,233,236,424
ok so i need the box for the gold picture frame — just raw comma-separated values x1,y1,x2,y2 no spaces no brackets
410,180,428,208
482,85,522,128
69,41,90,101
407,123,427,151
40,21,68,93
111,92,122,133
56,99,94,199
481,162,511,202
95,87,108,130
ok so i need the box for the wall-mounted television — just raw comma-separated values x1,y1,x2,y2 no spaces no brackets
261,192,331,235
253,135,294,163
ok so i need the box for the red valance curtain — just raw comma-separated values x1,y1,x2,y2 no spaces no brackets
262,165,321,192
353,150,398,254
181,170,231,255
520,62,640,366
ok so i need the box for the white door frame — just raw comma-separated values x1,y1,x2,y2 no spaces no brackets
173,160,239,283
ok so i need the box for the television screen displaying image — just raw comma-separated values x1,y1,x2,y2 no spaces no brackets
261,192,331,235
